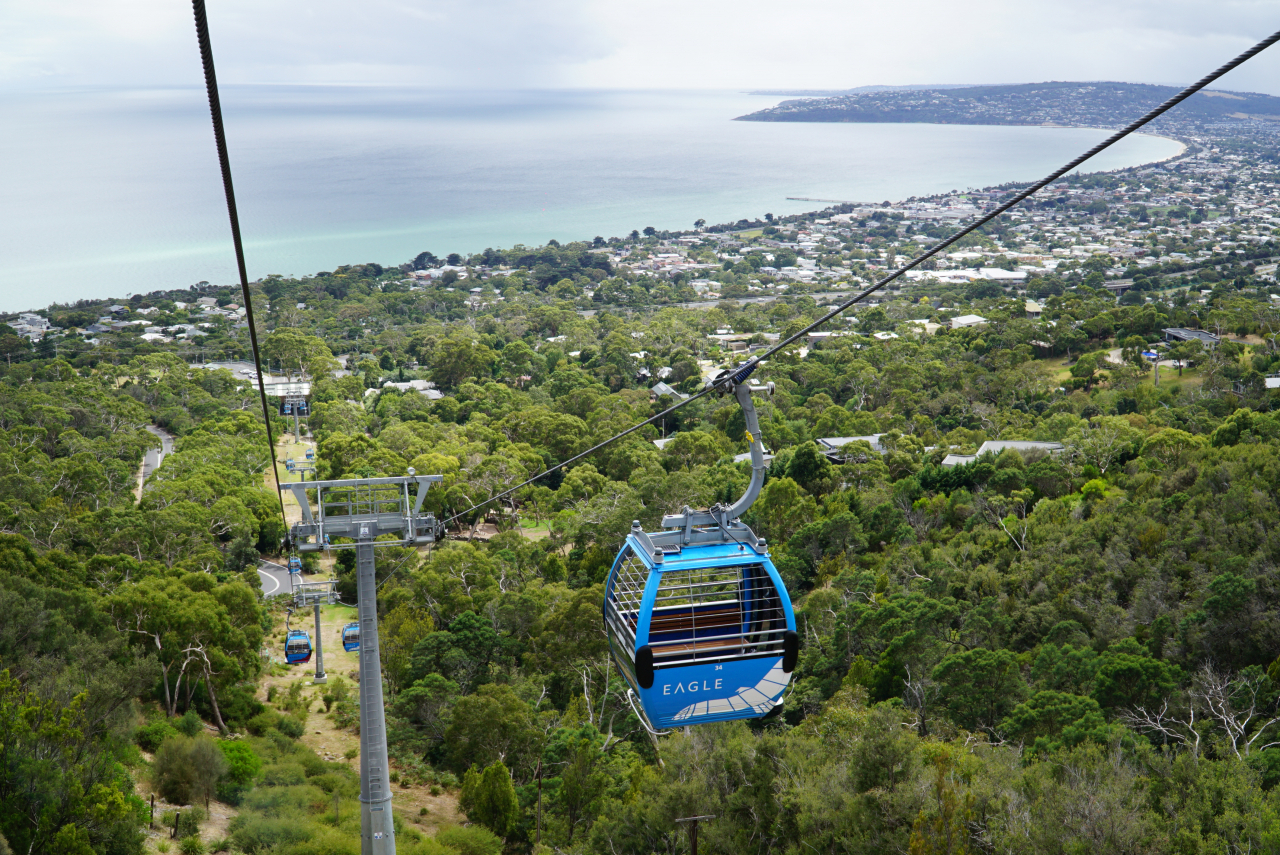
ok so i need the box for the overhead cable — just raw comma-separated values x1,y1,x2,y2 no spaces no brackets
190,0,289,526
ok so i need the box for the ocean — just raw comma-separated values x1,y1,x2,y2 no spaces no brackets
0,87,1183,312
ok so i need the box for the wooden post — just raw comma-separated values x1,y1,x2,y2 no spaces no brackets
675,815,715,855
150,794,155,829
173,810,180,839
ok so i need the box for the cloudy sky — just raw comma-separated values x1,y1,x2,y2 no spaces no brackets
3,0,1280,94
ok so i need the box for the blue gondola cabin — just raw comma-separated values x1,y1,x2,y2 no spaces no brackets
342,622,360,652
288,556,302,574
285,629,312,664
605,533,797,729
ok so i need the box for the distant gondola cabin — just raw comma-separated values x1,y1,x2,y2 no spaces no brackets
285,629,312,664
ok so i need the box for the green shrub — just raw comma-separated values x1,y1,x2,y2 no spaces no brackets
136,719,181,752
160,807,205,838
208,838,230,853
435,825,502,855
399,838,456,855
229,815,315,855
246,710,283,736
241,783,327,817
216,738,263,803
176,710,204,737
155,735,228,809
274,827,360,855
156,842,171,854
179,835,205,855
298,752,328,778
215,777,251,807
258,762,307,787
277,681,310,718
267,729,295,752
332,699,359,730
220,740,264,784
216,683,266,728
320,678,350,713
459,762,517,838
309,771,359,797
276,715,306,740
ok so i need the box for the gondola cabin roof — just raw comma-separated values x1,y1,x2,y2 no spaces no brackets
619,534,770,570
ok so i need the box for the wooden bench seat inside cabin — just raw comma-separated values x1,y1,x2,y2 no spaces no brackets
623,605,743,657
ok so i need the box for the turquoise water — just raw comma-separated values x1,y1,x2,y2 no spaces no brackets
0,87,1182,311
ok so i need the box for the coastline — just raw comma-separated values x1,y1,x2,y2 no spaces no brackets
0,89,1189,310
1146,133,1190,162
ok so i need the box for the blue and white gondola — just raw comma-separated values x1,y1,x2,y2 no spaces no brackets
285,628,313,664
603,361,798,732
341,622,360,652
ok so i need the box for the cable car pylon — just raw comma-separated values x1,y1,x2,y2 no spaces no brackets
285,471,445,855
290,567,340,684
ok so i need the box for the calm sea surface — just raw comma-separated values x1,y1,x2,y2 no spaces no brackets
0,87,1182,311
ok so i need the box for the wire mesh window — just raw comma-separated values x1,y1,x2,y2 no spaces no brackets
605,547,649,659
647,562,787,667
606,549,789,670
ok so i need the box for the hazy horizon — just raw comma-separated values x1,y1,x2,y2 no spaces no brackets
3,1,1279,95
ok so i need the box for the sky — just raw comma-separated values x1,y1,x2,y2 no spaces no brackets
3,0,1280,94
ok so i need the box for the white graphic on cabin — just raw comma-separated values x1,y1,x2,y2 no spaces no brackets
671,658,789,721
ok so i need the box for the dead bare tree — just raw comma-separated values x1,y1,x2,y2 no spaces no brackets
1123,665,1280,761
903,663,942,737
1119,700,1202,760
1191,665,1280,759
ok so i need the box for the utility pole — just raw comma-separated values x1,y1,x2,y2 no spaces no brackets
287,472,444,855
675,815,715,855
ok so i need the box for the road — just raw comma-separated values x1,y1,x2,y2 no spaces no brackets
141,425,174,479
135,425,175,500
256,559,295,598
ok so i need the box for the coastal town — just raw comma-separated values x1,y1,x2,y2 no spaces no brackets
11,119,1277,367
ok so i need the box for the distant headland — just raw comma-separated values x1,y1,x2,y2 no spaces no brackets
736,81,1280,129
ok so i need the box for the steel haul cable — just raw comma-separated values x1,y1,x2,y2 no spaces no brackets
443,27,1280,529
190,0,289,527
